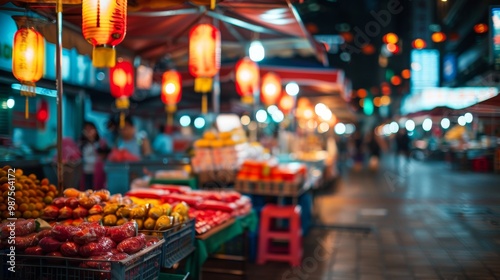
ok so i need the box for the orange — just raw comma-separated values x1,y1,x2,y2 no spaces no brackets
28,190,36,197
46,191,55,198
0,196,3,204
15,191,22,198
29,197,37,203
22,211,32,219
35,202,44,210
28,203,35,211
36,190,44,197
19,203,28,212
36,197,43,202
44,196,53,205
28,174,37,180
23,190,29,197
14,211,22,218
2,211,9,219
0,204,6,211
41,178,49,185
3,190,9,198
31,210,40,218
48,185,57,193
40,185,49,193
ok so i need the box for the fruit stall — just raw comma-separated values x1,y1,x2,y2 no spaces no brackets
0,166,255,280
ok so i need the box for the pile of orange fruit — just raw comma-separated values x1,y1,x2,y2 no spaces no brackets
0,166,59,220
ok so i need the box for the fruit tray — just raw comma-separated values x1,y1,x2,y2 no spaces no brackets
0,239,164,280
140,219,195,268
234,175,305,197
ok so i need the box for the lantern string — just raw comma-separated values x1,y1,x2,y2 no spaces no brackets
25,96,29,119
120,112,125,128
202,93,208,115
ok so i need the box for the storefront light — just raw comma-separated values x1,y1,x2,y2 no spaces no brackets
441,118,450,129
334,123,346,135
285,82,299,96
422,118,432,131
345,124,356,134
194,117,205,129
267,105,279,115
249,41,265,62
7,98,15,109
383,124,391,136
256,109,268,123
179,115,191,127
390,121,399,134
405,119,415,131
464,113,473,123
458,116,466,126
240,115,251,126
318,122,329,133
271,110,284,123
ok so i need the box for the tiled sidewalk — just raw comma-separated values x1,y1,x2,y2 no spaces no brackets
248,157,500,280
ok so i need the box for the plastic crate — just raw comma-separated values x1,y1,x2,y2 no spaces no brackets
159,272,189,280
1,239,164,280
141,219,195,268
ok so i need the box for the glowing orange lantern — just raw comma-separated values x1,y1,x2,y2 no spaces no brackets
431,32,446,43
474,23,488,34
412,38,426,49
82,0,127,68
161,70,182,127
278,93,295,115
110,60,134,127
235,57,259,104
401,69,411,79
189,23,220,114
390,75,402,86
261,72,281,106
12,20,45,119
383,33,398,44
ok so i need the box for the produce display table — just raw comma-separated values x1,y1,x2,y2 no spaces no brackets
149,177,198,190
186,211,258,280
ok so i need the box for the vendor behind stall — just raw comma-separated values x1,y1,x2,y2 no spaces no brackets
153,124,173,155
117,116,152,158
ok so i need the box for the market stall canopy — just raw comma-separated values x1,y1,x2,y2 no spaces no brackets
4,0,328,66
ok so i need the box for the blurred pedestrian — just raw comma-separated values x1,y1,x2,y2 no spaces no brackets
395,128,411,171
117,116,152,158
366,130,381,170
80,121,107,190
153,124,173,155
352,131,364,171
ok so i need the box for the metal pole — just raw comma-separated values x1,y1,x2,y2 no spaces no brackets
56,0,64,194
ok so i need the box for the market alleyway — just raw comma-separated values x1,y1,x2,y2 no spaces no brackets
246,155,500,280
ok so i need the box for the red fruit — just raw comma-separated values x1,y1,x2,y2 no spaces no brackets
72,206,89,219
106,221,137,243
66,197,80,209
35,229,52,243
42,205,60,220
117,234,146,255
52,197,68,209
24,246,43,255
60,242,79,257
73,222,106,245
88,204,104,215
58,206,73,219
15,233,38,251
51,224,80,242
108,253,129,261
39,237,62,253
1,219,36,238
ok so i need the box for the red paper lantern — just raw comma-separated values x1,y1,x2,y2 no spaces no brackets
110,60,134,99
261,72,281,106
278,93,295,115
189,23,221,93
161,70,182,107
235,57,259,103
82,0,127,68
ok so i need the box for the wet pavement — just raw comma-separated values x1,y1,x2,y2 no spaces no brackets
247,155,500,280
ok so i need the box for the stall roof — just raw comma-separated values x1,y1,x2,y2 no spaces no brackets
5,0,328,66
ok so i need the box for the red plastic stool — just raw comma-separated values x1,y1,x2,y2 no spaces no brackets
257,204,302,266
472,157,488,172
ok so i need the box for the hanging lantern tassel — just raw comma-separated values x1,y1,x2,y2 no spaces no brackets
210,0,216,10
201,93,208,115
21,83,36,119
241,95,254,105
115,97,130,128
166,104,176,128
194,77,213,93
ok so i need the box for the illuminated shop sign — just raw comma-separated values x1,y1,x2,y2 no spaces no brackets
491,7,500,69
410,49,439,92
401,87,499,115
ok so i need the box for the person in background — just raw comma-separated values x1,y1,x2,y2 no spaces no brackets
118,116,152,158
80,121,106,190
153,124,173,155
395,128,411,171
366,130,381,170
103,115,119,147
